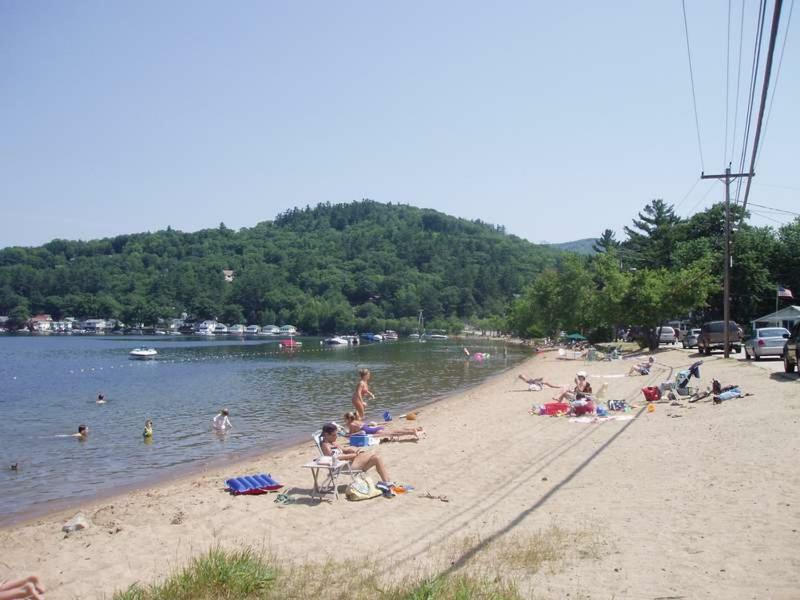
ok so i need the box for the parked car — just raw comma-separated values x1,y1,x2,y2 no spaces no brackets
744,327,790,361
783,322,800,373
697,320,743,355
657,326,677,345
682,328,701,349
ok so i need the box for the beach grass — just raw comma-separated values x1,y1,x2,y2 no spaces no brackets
111,546,521,600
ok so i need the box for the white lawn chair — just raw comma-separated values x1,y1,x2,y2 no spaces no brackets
302,430,362,500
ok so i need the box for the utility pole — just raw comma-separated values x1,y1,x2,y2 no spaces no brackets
701,166,751,358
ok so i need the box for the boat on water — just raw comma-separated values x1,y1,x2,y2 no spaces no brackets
426,333,449,340
360,333,383,342
324,336,349,345
383,330,399,341
279,338,302,348
245,325,261,335
213,323,229,335
260,325,280,336
408,333,420,339
228,324,246,335
129,347,158,360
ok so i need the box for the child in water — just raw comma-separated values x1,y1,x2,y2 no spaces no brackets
352,369,375,420
143,419,153,438
73,424,89,439
212,408,232,431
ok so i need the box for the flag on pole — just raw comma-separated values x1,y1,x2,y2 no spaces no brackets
778,285,793,299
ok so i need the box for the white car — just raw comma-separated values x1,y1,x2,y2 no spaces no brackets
657,326,677,345
744,327,790,361
682,328,701,349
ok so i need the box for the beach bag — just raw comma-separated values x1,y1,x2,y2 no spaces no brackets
641,386,661,402
346,473,382,501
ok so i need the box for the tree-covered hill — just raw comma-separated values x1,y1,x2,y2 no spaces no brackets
0,200,561,333
548,238,597,255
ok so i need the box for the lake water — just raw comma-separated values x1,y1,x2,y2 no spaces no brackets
0,334,529,523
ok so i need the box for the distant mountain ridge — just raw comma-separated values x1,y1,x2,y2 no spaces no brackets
548,238,597,255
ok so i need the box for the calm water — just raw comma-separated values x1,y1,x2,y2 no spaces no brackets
0,335,528,522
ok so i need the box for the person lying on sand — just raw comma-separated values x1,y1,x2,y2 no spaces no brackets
0,574,45,600
320,422,393,485
518,374,560,391
343,412,424,440
627,356,655,376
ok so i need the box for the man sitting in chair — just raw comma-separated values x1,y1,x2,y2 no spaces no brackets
320,423,394,487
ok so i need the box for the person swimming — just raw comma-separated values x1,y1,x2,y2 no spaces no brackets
96,392,106,404
143,419,153,438
73,424,89,439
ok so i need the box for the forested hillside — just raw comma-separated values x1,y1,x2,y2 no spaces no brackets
0,201,561,333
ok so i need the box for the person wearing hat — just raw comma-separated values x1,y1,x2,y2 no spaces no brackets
551,371,592,402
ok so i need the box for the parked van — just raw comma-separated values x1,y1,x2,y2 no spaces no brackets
698,320,743,355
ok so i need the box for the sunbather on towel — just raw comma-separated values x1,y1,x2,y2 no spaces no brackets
627,356,655,376
0,574,45,600
343,412,424,440
518,374,561,391
320,422,393,485
551,371,592,402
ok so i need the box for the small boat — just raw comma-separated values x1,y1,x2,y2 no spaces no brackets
408,333,420,339
360,333,383,342
383,330,399,341
427,333,448,340
129,347,158,360
279,338,302,348
324,336,349,345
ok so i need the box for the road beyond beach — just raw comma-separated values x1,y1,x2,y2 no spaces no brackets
1,348,799,599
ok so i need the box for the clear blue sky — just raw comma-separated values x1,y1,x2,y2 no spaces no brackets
1,1,796,248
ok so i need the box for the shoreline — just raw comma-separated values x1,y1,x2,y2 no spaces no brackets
0,349,529,531
5,348,797,599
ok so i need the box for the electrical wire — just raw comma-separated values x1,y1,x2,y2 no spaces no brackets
681,0,706,172
740,0,785,215
674,178,702,213
725,0,732,165
686,180,720,216
734,0,768,205
760,0,794,152
747,201,800,216
729,0,747,164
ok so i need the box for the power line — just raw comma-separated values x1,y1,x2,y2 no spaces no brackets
686,180,719,216
673,178,701,212
725,0,732,165
734,0,769,205
740,0,785,215
760,0,795,151
729,0,747,163
748,201,800,216
681,0,706,171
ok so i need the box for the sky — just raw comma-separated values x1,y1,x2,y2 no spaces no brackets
1,1,797,249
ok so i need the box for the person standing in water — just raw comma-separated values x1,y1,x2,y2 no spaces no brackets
143,419,153,438
352,368,375,420
212,408,232,431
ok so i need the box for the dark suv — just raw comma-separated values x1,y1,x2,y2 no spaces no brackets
783,321,800,373
697,320,743,355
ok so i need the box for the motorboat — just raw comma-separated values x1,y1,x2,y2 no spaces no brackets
324,336,349,345
408,333,420,339
360,333,383,342
279,338,302,349
426,333,448,340
129,347,158,360
383,330,399,341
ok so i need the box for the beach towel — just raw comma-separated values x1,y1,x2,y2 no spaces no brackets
569,415,635,424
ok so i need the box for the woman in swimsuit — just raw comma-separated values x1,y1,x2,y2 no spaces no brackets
343,412,424,440
352,368,375,419
320,423,393,485
551,371,592,402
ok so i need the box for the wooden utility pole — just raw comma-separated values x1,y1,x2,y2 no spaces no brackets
701,166,751,358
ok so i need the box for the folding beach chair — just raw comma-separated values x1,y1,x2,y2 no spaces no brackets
302,430,362,500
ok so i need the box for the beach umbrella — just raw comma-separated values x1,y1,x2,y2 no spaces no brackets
565,333,587,340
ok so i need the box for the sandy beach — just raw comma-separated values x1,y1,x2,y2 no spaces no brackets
2,348,799,599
